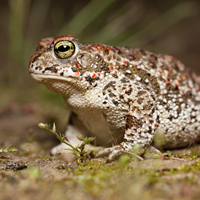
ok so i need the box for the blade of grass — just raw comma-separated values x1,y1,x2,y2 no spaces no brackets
57,0,115,37
8,0,31,86
118,2,199,47
9,0,31,63
23,0,52,63
89,1,144,43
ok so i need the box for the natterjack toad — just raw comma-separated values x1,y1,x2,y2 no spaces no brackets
29,35,200,161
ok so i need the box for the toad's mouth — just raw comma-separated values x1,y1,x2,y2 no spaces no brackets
30,73,78,83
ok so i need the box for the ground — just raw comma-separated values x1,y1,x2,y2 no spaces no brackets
1,102,200,200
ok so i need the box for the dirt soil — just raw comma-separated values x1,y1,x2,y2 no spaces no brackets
1,103,200,200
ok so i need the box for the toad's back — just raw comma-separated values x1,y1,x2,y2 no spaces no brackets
29,35,200,159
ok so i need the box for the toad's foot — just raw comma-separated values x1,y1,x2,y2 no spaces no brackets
96,145,163,162
96,145,125,162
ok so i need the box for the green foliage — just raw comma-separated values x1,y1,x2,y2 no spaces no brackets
38,122,95,162
0,145,17,153
25,167,42,179
57,0,116,37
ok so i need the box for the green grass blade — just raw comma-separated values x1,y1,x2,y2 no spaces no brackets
23,0,52,63
119,2,199,47
89,1,144,43
57,0,115,37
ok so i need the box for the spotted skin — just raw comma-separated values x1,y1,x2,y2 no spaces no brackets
29,35,200,160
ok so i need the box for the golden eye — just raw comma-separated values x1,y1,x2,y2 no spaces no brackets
54,40,75,59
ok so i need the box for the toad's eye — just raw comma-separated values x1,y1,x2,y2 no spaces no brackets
54,40,75,59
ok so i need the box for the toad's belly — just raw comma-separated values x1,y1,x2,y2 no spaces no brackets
70,109,125,146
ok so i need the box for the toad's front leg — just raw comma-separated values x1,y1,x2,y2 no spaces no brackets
96,102,159,162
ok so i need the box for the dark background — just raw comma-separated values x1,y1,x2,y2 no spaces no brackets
0,0,200,113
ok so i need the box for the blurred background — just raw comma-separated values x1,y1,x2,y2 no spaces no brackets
1,0,200,105
0,0,200,149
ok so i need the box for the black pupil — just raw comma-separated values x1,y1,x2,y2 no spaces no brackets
58,45,70,52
